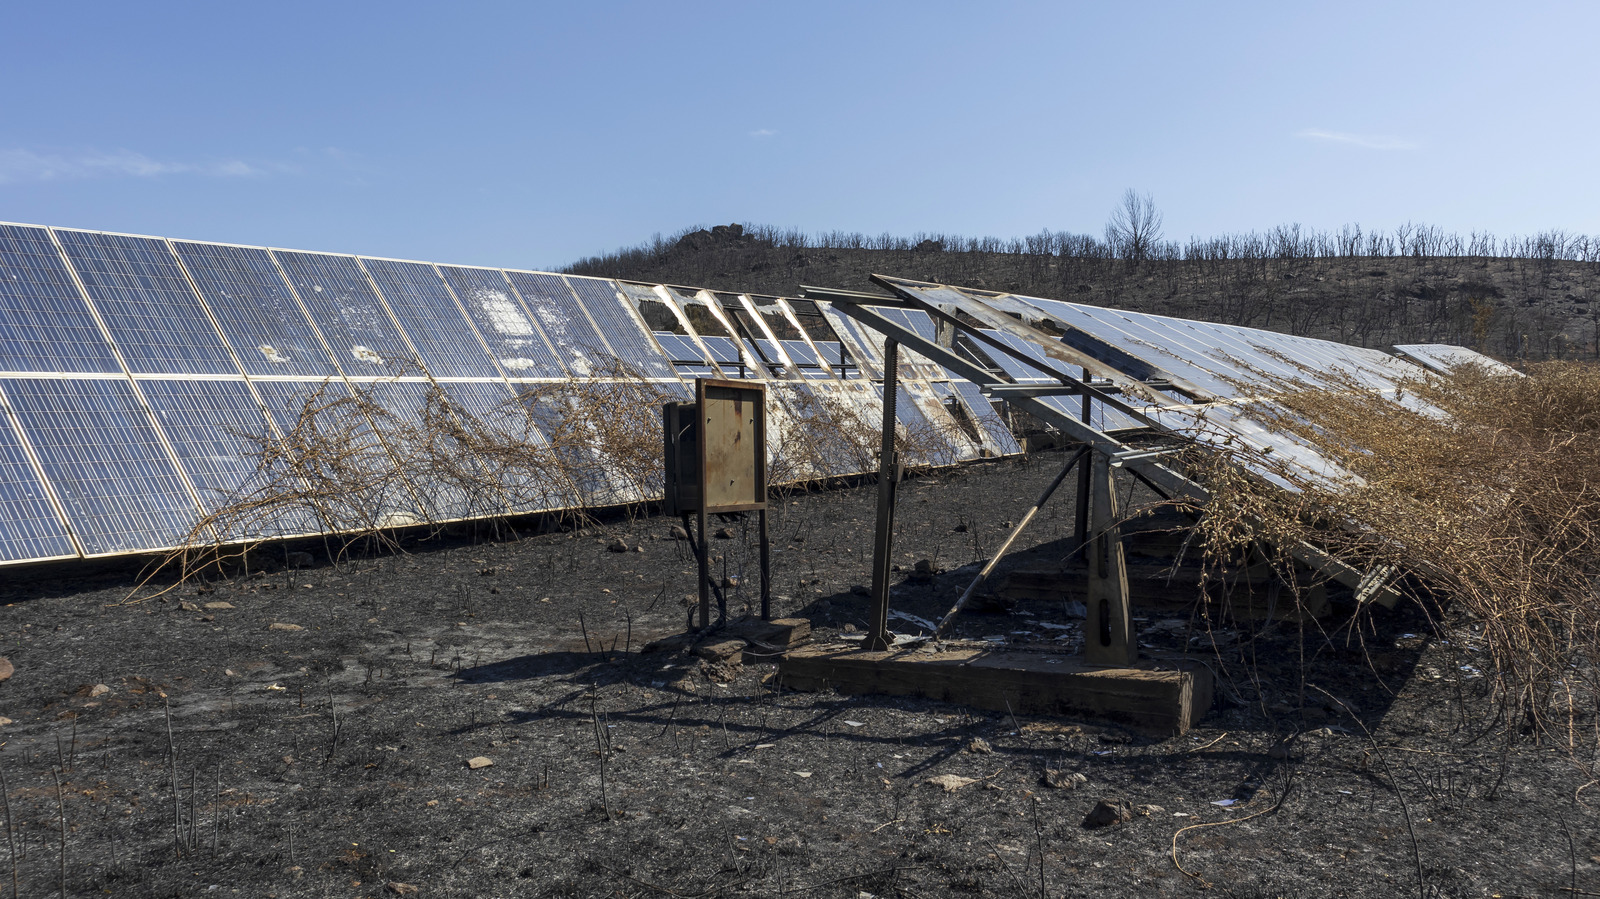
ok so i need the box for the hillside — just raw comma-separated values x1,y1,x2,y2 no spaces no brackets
564,223,1600,362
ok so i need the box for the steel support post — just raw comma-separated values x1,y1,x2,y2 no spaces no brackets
865,339,901,652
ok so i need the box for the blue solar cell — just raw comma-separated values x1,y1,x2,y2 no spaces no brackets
139,378,318,538
0,225,121,374
780,339,822,367
438,267,566,378
0,397,77,562
502,271,615,375
274,251,418,375
562,276,676,378
653,333,705,363
2,377,200,554
359,258,502,378
54,230,238,376
172,242,338,377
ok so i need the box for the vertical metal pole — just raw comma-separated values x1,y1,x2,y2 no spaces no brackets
1073,367,1092,553
759,507,771,621
865,339,900,652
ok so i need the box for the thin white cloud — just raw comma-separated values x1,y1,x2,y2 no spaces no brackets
748,128,778,138
1296,129,1417,151
0,147,293,184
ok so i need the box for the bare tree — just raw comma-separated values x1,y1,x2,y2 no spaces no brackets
1105,189,1164,264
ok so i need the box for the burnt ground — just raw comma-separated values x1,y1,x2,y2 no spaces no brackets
1,449,1596,898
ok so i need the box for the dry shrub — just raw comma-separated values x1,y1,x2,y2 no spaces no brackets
1185,359,1600,751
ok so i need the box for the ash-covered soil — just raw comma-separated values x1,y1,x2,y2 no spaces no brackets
1,450,1595,898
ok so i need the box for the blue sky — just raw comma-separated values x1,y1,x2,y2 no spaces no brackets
2,1,1595,271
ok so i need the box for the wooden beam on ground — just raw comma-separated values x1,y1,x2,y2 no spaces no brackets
778,645,1212,736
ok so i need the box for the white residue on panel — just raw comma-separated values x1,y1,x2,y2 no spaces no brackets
566,353,590,376
474,289,535,336
502,357,539,371
312,285,324,293
258,344,289,363
352,346,383,364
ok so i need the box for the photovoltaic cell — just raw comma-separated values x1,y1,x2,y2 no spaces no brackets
139,378,318,538
0,225,121,374
502,271,615,376
274,251,418,375
173,242,338,377
0,400,76,562
438,266,566,378
360,258,502,378
2,377,199,554
54,230,238,375
562,276,675,379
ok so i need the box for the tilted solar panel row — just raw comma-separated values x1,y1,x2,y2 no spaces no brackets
0,223,1014,566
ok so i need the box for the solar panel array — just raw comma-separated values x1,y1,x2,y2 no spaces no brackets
876,276,1456,491
0,223,1018,567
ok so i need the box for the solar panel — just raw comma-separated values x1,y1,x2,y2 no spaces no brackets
0,225,122,374
273,251,418,375
562,276,676,379
172,242,339,378
502,271,615,376
434,380,563,514
250,378,422,530
1393,344,1520,377
359,258,502,379
54,230,239,376
359,380,477,521
139,378,319,538
949,379,1022,456
438,266,567,378
0,396,77,563
1,377,201,554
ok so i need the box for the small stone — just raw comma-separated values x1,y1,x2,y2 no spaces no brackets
179,601,201,612
0,658,11,682
967,738,993,754
714,527,735,539
224,669,238,677
1044,769,1087,790
607,538,629,553
1137,805,1165,816
669,526,689,540
925,774,978,792
0,717,12,726
466,756,493,770
634,545,645,553
722,576,741,589
1081,798,1134,829
268,622,304,632
386,883,420,895
76,683,111,698
203,601,235,611
426,799,439,807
